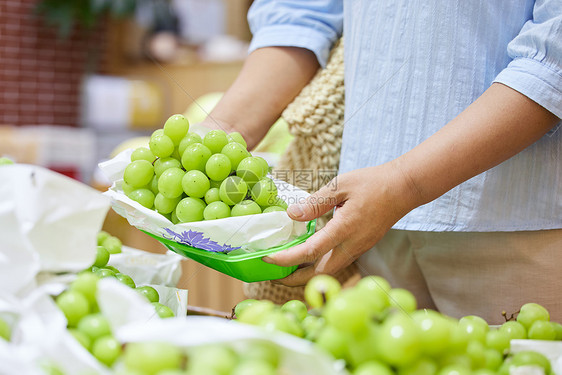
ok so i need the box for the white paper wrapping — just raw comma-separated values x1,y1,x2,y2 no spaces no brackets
0,164,110,296
99,149,310,253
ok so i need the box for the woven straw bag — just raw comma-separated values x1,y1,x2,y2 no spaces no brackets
244,39,360,304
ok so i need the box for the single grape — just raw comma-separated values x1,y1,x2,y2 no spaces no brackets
92,335,122,366
154,157,182,178
182,170,210,198
272,196,289,209
458,315,489,343
517,303,550,330
527,320,556,340
152,302,175,318
154,193,182,215
228,131,247,148
231,200,261,216
56,290,90,327
259,311,304,337
178,132,203,156
281,300,308,321
323,289,369,334
70,273,100,305
388,288,417,313
124,160,154,188
483,348,503,370
203,129,229,154
466,339,486,368
95,268,116,279
104,265,121,274
136,286,159,303
149,133,175,158
115,273,136,288
510,351,552,373
315,325,349,359
304,275,341,308
77,313,111,341
262,206,285,213
254,156,270,175
236,300,275,325
204,187,221,204
412,309,452,356
124,342,183,375
163,114,190,145
219,176,248,205
131,147,156,163
203,201,231,220
157,168,185,199
237,157,266,186
353,276,390,313
150,175,159,194
102,236,122,254
127,188,155,208
234,299,258,317
354,360,394,375
553,322,562,340
0,318,11,341
93,246,110,268
181,143,212,172
374,312,421,366
485,329,511,352
68,328,91,350
175,197,206,222
221,142,250,169
250,177,278,207
0,157,14,165
205,153,232,181
499,320,527,340
171,210,179,224
97,231,110,245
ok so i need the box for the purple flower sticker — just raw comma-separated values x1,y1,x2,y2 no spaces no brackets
162,228,240,253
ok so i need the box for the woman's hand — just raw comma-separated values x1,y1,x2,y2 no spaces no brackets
264,160,421,286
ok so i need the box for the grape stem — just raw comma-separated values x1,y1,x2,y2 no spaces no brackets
501,309,519,322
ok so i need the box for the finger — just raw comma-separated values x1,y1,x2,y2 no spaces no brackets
274,265,317,287
263,215,350,267
287,179,344,221
315,244,359,276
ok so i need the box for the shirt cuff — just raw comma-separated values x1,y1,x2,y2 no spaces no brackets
494,57,562,120
248,24,336,67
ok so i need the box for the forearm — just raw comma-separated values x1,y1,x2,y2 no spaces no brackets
204,47,319,149
396,83,560,208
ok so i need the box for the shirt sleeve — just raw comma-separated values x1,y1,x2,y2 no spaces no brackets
247,0,343,67
493,0,562,120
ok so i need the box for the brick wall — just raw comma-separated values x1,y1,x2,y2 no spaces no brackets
0,0,107,127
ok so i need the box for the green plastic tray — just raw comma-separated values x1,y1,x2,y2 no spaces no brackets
142,220,316,283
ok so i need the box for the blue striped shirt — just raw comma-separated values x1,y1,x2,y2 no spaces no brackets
248,0,562,231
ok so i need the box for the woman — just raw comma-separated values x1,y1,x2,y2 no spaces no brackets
201,0,561,324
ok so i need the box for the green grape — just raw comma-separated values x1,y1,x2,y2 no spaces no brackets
510,350,551,373
221,142,250,169
115,273,136,288
263,206,285,213
124,342,183,375
236,157,266,186
483,348,503,370
203,201,231,220
136,286,159,303
302,315,325,340
397,358,438,375
219,176,248,205
127,188,155,208
439,353,472,369
0,318,11,341
77,313,111,341
242,341,280,367
171,210,179,224
170,147,181,162
40,363,64,375
178,132,203,156
324,290,370,334
259,311,304,337
205,153,232,181
458,315,489,343
528,320,556,340
70,273,100,305
68,328,91,350
304,275,341,308
97,231,111,245
499,320,527,340
466,339,486,368
437,365,471,375
209,179,222,189
234,299,258,317
374,312,421,366
189,345,238,375
93,246,110,268
158,168,185,199
149,133,175,158
237,300,275,325
105,265,121,274
553,322,562,340
272,196,289,210
254,156,270,175
388,288,417,313
175,197,206,222
154,193,182,215
102,236,122,254
485,329,511,353
131,147,156,163
354,360,394,375
231,200,261,216
353,276,390,313
346,325,379,367
92,335,122,366
152,129,164,137
472,369,497,375
315,325,349,360
411,310,452,356
163,114,190,144
154,157,182,178
232,360,276,375
152,302,175,318
517,303,550,330
203,129,229,154
95,268,116,279
281,300,308,321
204,187,221,204
124,160,154,188
181,143,212,172
250,177,278,207
449,320,470,353
228,131,247,148
0,157,14,165
150,176,159,194
182,170,210,198
56,291,90,327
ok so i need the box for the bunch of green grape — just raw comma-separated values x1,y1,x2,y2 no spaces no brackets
122,114,288,223
234,275,562,375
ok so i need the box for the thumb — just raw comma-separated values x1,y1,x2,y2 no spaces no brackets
287,182,343,221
